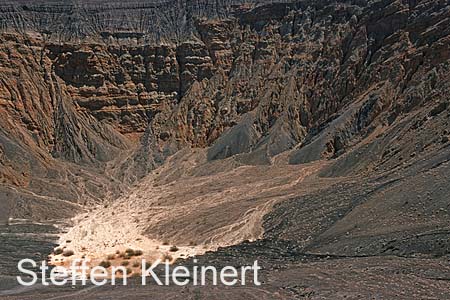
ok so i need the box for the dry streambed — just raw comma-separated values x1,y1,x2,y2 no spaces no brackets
49,149,327,276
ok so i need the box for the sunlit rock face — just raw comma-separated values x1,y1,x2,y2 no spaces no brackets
0,0,449,236
1,2,450,298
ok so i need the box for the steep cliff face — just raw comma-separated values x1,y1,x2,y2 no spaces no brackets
1,2,450,298
45,41,215,137
130,0,450,171
0,34,131,219
0,0,449,225
0,0,289,43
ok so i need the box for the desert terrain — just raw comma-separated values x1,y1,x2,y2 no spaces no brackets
0,0,449,299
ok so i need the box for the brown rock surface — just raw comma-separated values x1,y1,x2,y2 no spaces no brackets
0,1,450,299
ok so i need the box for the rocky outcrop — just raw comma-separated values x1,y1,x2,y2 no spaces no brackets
1,3,450,299
1,0,450,222
0,34,130,219
0,0,285,42
44,40,216,137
